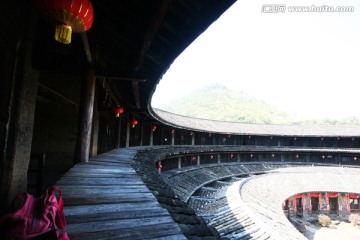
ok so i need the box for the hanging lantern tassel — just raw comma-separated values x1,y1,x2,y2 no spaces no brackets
130,119,138,128
55,24,72,44
152,125,157,132
156,161,162,170
113,106,124,118
34,0,94,45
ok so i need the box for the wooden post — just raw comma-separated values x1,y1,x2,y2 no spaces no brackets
197,156,200,166
90,95,99,156
217,154,221,164
2,39,39,208
177,157,181,169
150,127,154,146
0,1,41,211
75,68,95,163
125,114,130,147
171,131,175,145
191,133,195,146
139,121,144,146
115,116,121,148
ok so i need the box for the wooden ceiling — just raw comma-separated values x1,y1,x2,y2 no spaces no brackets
32,0,236,119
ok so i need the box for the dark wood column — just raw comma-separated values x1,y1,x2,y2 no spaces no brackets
125,114,130,147
90,94,99,157
0,2,39,211
115,116,122,148
75,68,96,163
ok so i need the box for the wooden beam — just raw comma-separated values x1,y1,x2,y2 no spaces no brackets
38,83,78,107
134,0,171,70
96,76,147,82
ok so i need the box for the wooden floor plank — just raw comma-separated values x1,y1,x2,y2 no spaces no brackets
56,148,185,239
68,222,185,240
61,185,150,195
66,207,171,224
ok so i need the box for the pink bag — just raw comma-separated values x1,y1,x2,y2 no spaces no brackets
0,186,69,240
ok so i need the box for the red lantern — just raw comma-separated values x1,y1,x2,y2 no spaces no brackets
230,154,234,158
271,153,275,158
171,129,175,134
151,125,157,132
295,154,299,159
321,155,325,159
34,0,94,44
156,163,162,169
191,156,196,161
210,155,214,159
130,119,138,128
354,156,358,161
113,106,124,117
189,131,193,136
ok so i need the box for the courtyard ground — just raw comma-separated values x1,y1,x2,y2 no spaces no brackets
291,216,360,240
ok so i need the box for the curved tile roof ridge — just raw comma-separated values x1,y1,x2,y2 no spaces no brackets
151,108,360,137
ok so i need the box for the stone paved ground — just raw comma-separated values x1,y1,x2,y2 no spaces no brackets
293,217,360,240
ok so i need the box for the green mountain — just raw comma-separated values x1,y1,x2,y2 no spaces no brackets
159,84,360,125
161,84,295,124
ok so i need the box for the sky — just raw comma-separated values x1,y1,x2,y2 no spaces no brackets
151,0,360,121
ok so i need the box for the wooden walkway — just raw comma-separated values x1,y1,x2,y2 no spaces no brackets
56,147,186,240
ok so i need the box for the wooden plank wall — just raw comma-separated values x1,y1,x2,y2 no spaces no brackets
56,148,186,239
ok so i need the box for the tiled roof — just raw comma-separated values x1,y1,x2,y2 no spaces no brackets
152,108,360,137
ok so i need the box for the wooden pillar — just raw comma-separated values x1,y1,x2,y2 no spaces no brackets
171,131,175,145
115,116,122,148
197,156,200,166
191,133,195,145
2,39,39,208
158,161,162,174
75,68,96,163
217,154,221,164
125,114,130,147
177,157,181,169
139,121,144,146
150,128,154,146
0,1,40,211
90,99,99,156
